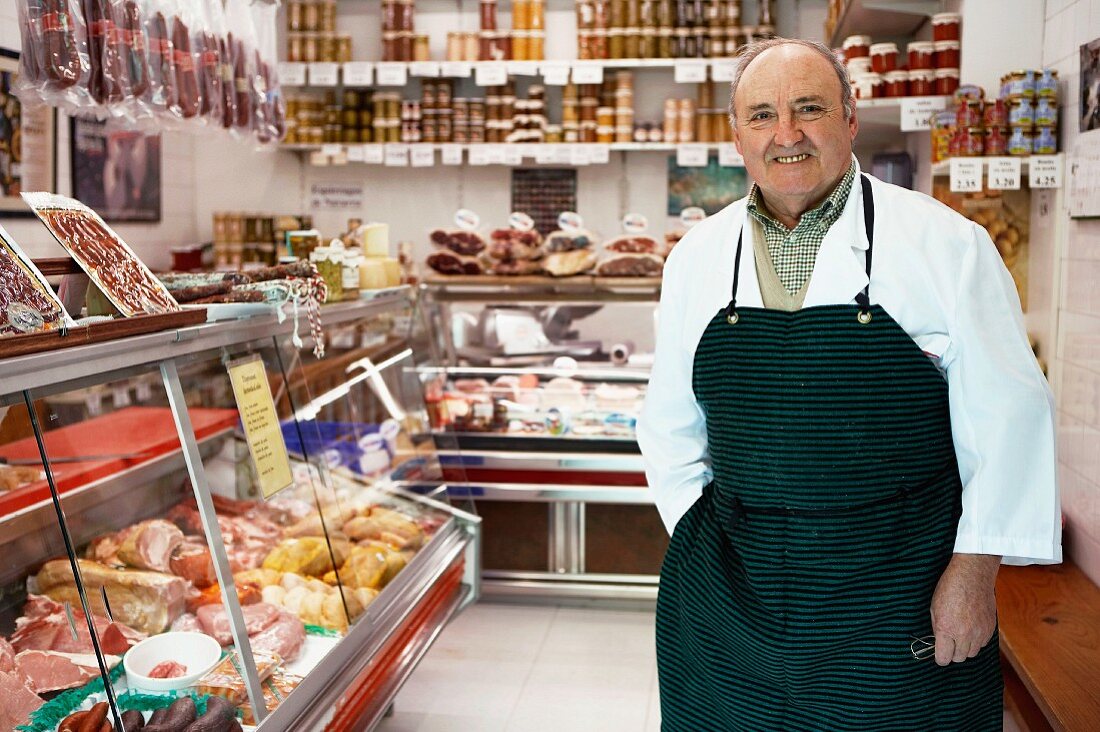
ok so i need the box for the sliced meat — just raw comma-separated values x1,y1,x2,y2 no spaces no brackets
247,611,305,663
595,253,665,277
118,519,186,573
171,613,203,633
148,660,188,679
196,603,281,646
170,540,218,588
15,650,120,693
11,595,146,655
0,669,43,730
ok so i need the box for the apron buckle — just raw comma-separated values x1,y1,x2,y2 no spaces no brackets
726,310,740,325
857,310,872,324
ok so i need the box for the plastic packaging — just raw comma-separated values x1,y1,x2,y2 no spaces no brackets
195,0,224,125
251,1,286,144
169,0,201,118
143,0,179,120
224,0,255,134
15,0,91,110
85,0,129,107
121,0,151,106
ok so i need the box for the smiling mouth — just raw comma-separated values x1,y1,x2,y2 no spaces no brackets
774,154,811,163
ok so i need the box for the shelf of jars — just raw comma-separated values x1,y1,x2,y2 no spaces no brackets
825,0,941,48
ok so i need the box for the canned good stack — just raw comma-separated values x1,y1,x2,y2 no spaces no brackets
286,0,352,63
844,11,961,100
453,98,487,143
213,213,292,269
577,0,775,61
486,82,518,142
663,98,695,143
401,101,423,143
929,70,1059,162
284,91,379,145
477,0,546,62
422,80,456,143
509,86,548,143
382,0,428,61
693,81,733,143
373,93,403,143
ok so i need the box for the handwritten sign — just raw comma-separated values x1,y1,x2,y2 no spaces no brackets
987,157,1022,190
228,356,293,499
949,158,983,193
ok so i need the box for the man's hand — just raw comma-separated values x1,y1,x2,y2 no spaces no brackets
929,553,1001,666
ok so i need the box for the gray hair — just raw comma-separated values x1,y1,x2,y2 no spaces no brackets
727,38,854,128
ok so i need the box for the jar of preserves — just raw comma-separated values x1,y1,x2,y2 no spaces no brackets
870,42,898,74
847,57,872,76
842,34,871,61
933,41,960,69
1034,96,1058,126
908,70,935,97
530,0,546,29
959,127,984,157
1007,127,1033,156
342,248,362,300
303,1,320,32
310,246,344,301
320,0,337,33
983,98,1007,127
1001,70,1037,99
1008,98,1035,127
288,1,305,31
514,0,531,29
932,12,961,41
288,34,304,62
657,28,674,58
414,34,430,61
883,70,908,98
852,72,878,100
1034,126,1057,154
625,28,641,57
396,0,415,31
1037,68,1059,98
984,126,1008,156
907,41,934,71
480,0,498,30
381,32,398,61
934,68,959,97
398,32,414,61
707,28,724,58
320,33,337,62
955,100,982,128
337,36,353,63
382,0,398,31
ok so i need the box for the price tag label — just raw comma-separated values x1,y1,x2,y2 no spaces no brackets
570,145,591,166
680,206,707,228
503,147,523,165
949,158,983,193
347,145,366,162
507,61,539,76
519,143,540,158
278,62,306,86
409,61,440,77
410,144,435,167
455,209,481,231
572,64,604,84
718,143,743,167
468,146,490,165
440,144,464,165
384,143,410,167
900,96,948,131
440,61,472,78
308,62,339,87
1029,155,1063,188
342,62,374,86
476,63,508,87
558,211,584,232
674,60,708,83
711,60,736,82
535,146,556,164
112,385,131,408
551,145,573,164
362,144,384,164
321,144,343,157
135,380,153,402
590,144,611,164
484,144,507,164
987,157,1022,190
376,63,408,86
622,212,648,234
308,151,329,166
677,143,709,167
541,62,570,85
509,212,535,231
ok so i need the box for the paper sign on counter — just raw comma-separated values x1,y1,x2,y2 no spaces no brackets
677,144,709,167
278,62,306,86
476,63,508,87
1029,155,1063,188
342,62,373,86
900,96,948,131
440,144,464,165
384,144,410,167
718,143,743,167
674,60,708,83
376,63,408,86
228,355,294,499
987,157,1022,190
410,144,435,167
308,62,339,87
949,158,983,193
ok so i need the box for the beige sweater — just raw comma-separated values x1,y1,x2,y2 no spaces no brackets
751,219,811,311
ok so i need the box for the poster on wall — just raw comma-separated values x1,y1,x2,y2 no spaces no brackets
71,116,162,223
667,155,749,217
1081,37,1100,133
0,49,56,217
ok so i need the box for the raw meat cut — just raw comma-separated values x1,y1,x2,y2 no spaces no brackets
546,230,597,253
487,229,543,261
118,519,185,572
0,669,42,730
426,251,484,276
170,613,203,633
148,660,187,678
429,229,486,256
35,559,188,635
170,540,218,588
165,500,280,572
604,235,662,255
247,611,305,662
15,649,120,693
196,602,280,646
11,594,145,655
595,253,665,277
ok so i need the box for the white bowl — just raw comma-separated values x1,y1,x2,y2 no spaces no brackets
123,632,222,693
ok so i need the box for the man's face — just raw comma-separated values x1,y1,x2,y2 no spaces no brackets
732,45,858,213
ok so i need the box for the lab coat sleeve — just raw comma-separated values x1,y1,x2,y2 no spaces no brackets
638,249,713,535
945,222,1061,565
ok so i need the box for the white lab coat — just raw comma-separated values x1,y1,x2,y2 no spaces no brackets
638,159,1061,565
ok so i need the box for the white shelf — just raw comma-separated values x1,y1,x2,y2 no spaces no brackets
854,96,951,131
281,141,730,159
930,155,1061,177
828,0,939,48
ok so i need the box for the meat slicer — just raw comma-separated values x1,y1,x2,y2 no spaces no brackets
452,305,603,365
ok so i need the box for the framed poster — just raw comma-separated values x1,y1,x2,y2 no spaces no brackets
0,48,57,217
1081,37,1100,133
70,116,162,223
667,154,749,216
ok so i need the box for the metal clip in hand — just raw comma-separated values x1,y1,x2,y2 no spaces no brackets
910,635,936,661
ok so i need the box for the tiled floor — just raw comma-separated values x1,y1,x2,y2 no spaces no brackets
377,601,1022,732
376,602,660,732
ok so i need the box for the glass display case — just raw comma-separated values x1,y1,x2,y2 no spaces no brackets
419,276,663,602
0,291,479,731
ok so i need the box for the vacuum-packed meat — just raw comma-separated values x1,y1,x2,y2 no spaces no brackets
429,229,486,256
604,235,662,255
487,229,543,261
545,230,597,253
489,259,542,276
427,251,484,276
595,253,665,277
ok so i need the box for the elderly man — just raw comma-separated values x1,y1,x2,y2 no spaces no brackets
638,38,1059,730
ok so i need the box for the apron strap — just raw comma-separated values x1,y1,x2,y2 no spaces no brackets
728,171,877,324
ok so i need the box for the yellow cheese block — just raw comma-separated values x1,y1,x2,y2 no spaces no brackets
359,259,387,290
362,223,390,258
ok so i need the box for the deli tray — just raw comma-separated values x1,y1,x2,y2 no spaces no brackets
0,309,208,358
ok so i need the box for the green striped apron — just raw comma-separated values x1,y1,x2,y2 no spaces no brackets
656,176,1002,730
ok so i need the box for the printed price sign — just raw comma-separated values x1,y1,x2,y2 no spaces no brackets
677,143,709,167
440,144,464,165
362,144,384,164
278,62,306,86
535,146,556,164
949,158,983,193
441,62,472,78
376,63,408,86
485,145,507,165
674,60,708,83
1029,155,1063,188
572,64,604,84
342,62,374,86
346,145,366,162
711,60,736,82
718,143,743,167
551,145,573,164
590,144,611,164
507,61,539,76
410,144,435,167
987,157,1022,190
384,143,410,167
308,62,339,87
900,96,948,132
409,61,440,77
476,63,508,87
321,144,343,157
541,62,570,85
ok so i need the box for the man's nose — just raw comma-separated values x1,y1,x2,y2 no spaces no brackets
773,113,804,148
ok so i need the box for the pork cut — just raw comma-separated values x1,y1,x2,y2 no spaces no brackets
247,611,305,662
196,603,281,646
11,594,146,655
15,649,121,693
0,669,42,730
117,519,185,573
